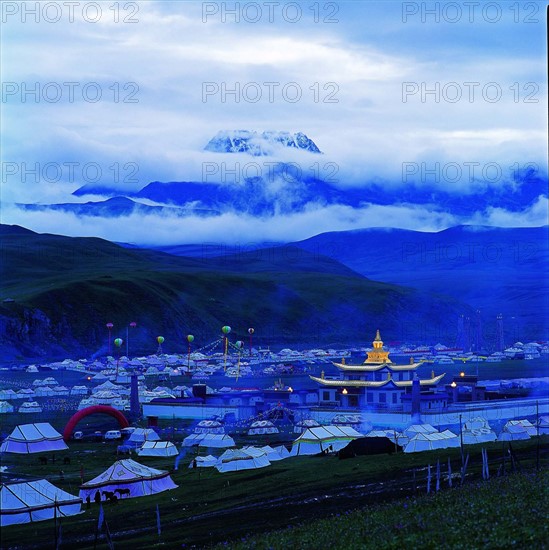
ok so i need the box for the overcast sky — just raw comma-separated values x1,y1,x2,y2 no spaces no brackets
1,1,547,244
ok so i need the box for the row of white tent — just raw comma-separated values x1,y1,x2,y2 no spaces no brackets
188,445,291,473
1,458,179,527
2,417,548,458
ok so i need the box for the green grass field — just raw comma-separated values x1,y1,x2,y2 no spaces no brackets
1,436,547,549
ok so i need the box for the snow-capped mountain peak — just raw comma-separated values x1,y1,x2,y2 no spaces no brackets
204,130,322,155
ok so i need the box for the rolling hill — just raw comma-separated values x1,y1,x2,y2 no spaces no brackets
292,225,549,342
0,225,471,358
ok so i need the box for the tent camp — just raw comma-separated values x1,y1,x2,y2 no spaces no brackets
127,428,160,444
215,449,271,473
1,480,81,527
137,441,178,458
79,459,177,501
0,423,68,454
247,420,279,435
404,430,460,453
182,433,235,448
290,425,363,456
188,455,217,468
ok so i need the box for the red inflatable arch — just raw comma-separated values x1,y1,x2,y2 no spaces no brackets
63,405,129,441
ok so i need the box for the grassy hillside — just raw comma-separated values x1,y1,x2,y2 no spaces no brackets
0,225,471,358
219,469,549,549
0,435,547,549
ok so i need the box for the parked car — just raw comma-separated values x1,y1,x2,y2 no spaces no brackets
104,430,122,440
73,431,84,440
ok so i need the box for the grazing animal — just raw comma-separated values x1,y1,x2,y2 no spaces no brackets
108,494,118,505
114,488,130,498
102,491,115,500
39,456,48,465
63,456,71,465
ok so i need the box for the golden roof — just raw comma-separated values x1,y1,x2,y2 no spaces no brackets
310,373,445,388
332,361,423,372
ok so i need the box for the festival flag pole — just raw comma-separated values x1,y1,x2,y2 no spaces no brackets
222,326,231,371
106,323,113,356
248,327,254,356
235,341,244,381
187,334,194,373
157,336,164,355
114,338,123,380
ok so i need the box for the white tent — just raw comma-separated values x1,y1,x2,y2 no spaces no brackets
290,425,363,456
188,455,217,468
195,434,235,449
498,422,532,441
1,480,81,527
216,449,271,473
18,402,43,413
258,445,289,462
404,430,460,453
127,428,160,444
0,390,19,400
293,419,320,433
79,459,177,501
462,419,497,445
332,414,362,426
0,423,68,454
137,441,178,458
34,387,55,397
183,433,236,449
403,424,438,438
505,420,537,437
247,420,279,435
272,445,291,460
17,389,36,398
194,420,225,434
0,401,14,414
463,427,497,445
464,417,490,431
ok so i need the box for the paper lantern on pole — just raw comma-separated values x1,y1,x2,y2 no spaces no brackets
157,336,165,354
186,334,194,372
222,326,231,371
235,341,244,381
114,338,123,378
106,323,114,355
248,327,254,355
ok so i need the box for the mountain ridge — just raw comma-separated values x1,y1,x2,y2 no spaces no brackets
0,225,472,358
